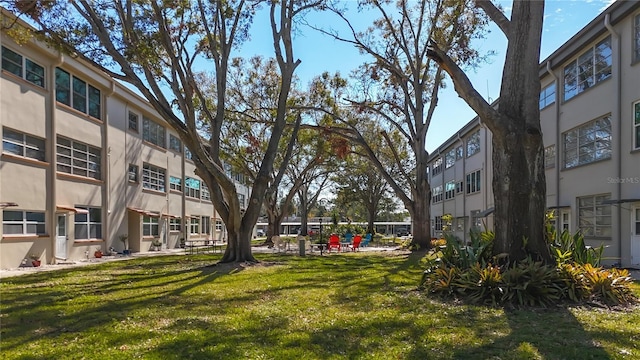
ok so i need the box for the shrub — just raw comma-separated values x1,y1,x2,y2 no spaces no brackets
421,265,461,296
500,259,564,307
456,263,503,306
439,231,494,270
558,263,591,302
580,264,636,305
430,238,447,247
421,226,637,307
550,229,604,267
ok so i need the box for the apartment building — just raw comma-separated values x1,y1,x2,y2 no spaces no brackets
428,1,640,267
0,12,249,269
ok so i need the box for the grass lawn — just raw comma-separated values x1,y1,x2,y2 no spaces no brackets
1,250,639,359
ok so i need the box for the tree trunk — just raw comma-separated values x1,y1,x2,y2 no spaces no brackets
492,131,550,263
220,228,257,263
366,207,375,235
409,191,431,250
490,1,551,264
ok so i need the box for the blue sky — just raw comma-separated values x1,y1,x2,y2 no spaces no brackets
231,0,617,153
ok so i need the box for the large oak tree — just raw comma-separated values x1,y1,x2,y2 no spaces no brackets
427,0,552,263
311,0,487,249
8,0,325,262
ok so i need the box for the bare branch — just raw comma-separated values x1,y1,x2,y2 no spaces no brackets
475,0,511,37
426,42,501,128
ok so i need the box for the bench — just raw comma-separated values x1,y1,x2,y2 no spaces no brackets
184,239,223,254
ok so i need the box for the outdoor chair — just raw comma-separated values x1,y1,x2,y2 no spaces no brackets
350,235,362,252
362,233,372,247
344,232,354,244
328,234,341,253
272,236,287,253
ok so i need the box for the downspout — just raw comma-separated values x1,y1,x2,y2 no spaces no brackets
182,142,187,243
458,132,466,243
50,53,64,264
479,119,489,230
439,149,444,237
546,61,560,222
104,80,115,253
605,13,622,265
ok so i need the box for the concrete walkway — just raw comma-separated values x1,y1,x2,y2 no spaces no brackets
0,244,401,279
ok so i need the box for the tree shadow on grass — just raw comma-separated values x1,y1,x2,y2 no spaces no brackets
446,305,615,360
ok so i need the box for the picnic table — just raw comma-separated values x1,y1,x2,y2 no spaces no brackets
184,239,223,254
309,243,328,255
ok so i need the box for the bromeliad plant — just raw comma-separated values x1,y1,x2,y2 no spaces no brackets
421,229,637,307
438,231,494,270
550,230,604,267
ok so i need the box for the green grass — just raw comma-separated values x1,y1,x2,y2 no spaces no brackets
1,251,639,359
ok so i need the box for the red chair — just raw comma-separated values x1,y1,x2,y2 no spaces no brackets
328,234,341,253
350,235,362,252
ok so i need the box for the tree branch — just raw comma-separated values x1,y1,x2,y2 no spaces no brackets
475,0,511,37
426,42,500,128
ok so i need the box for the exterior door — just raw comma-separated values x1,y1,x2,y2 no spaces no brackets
161,218,168,246
632,206,640,267
56,214,67,260
560,210,571,234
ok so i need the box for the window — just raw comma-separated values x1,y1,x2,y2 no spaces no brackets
456,181,464,193
128,111,139,132
544,145,555,168
432,185,443,203
74,207,102,239
540,83,556,109
142,117,166,148
142,163,166,192
169,134,182,153
169,218,181,231
578,194,611,238
466,131,480,157
55,68,101,118
432,158,443,176
445,149,455,169
169,176,182,192
238,193,245,209
563,116,611,169
456,146,464,160
190,217,200,234
201,216,211,235
635,102,640,150
563,37,612,101
466,170,481,194
185,146,193,161
143,216,159,236
215,220,223,231
445,181,455,200
635,14,640,62
1,46,45,87
185,177,200,198
128,164,138,182
201,183,211,201
2,128,45,161
470,210,483,228
56,136,101,180
456,217,465,232
2,210,45,235
434,216,443,231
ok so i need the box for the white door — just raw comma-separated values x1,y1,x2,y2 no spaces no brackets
560,210,571,234
56,214,67,260
161,218,168,246
631,206,640,267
